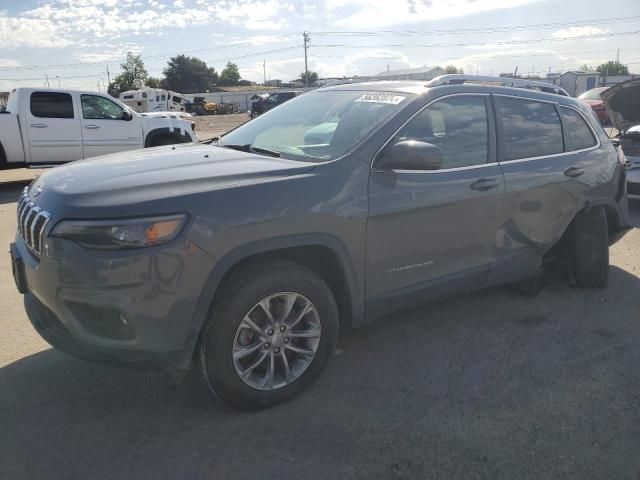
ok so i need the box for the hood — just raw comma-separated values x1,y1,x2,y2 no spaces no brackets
31,143,315,212
601,78,640,132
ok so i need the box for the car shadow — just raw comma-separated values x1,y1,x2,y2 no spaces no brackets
1,265,639,480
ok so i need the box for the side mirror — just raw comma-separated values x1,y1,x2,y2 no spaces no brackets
122,111,133,121
379,140,443,171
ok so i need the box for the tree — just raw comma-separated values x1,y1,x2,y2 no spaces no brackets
444,65,464,74
596,60,628,76
219,62,241,86
109,53,148,94
163,55,219,93
299,70,318,85
145,76,162,88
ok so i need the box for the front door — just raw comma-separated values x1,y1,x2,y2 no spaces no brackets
366,94,504,300
80,94,143,158
26,91,83,164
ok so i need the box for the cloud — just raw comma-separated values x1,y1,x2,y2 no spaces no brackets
0,58,22,68
326,0,543,28
551,26,607,39
0,0,291,51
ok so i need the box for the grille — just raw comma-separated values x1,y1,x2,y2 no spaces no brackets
16,186,51,256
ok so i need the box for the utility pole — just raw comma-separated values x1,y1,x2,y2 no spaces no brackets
263,60,266,85
45,74,50,88
303,31,310,88
106,65,111,92
56,76,61,87
616,48,620,63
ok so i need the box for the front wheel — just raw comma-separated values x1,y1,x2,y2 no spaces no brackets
198,261,339,410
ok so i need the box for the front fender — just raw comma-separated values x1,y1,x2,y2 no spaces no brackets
178,233,364,370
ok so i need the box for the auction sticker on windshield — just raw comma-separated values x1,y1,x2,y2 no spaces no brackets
356,94,406,105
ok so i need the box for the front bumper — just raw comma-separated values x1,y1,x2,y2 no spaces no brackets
12,232,215,372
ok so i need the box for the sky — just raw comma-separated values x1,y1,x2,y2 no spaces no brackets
0,0,639,92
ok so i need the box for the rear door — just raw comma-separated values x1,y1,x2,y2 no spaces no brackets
80,94,143,158
367,94,505,300
25,91,83,164
490,95,598,280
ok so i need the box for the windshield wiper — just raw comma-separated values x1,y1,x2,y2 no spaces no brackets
219,143,281,158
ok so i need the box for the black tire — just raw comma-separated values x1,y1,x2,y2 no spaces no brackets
198,261,339,411
570,206,609,288
151,136,179,147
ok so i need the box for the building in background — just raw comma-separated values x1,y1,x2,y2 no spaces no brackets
264,79,282,87
375,66,446,81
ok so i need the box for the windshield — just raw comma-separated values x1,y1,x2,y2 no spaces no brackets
579,88,607,100
220,90,410,162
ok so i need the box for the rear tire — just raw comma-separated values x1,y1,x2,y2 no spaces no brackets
198,261,339,411
570,206,609,288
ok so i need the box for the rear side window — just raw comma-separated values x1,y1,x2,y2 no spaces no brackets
497,97,563,161
385,95,489,169
560,107,597,151
30,92,74,119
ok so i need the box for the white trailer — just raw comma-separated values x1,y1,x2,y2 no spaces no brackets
119,88,189,113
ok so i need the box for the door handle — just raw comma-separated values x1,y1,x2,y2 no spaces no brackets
84,125,100,129
564,167,584,178
470,178,501,191
30,123,48,128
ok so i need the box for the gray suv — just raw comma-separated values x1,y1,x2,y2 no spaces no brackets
10,76,630,410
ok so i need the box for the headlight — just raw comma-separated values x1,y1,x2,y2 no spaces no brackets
50,214,187,249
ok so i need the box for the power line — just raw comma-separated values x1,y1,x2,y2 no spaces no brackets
0,47,301,82
310,48,637,62
0,38,299,72
311,15,640,36
312,29,640,49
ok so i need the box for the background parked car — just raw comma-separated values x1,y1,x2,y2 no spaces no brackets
250,91,301,117
578,87,610,124
602,78,640,197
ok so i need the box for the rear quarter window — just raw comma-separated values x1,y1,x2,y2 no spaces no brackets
560,106,597,151
30,92,74,119
496,96,563,161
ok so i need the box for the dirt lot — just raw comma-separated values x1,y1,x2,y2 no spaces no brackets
1,120,639,478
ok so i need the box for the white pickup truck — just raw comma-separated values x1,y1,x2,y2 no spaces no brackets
0,88,199,169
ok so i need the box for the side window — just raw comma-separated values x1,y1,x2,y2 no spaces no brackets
30,92,74,119
161,95,166,101
172,96,182,104
81,94,125,120
142,92,147,99
156,95,160,102
496,97,563,161
560,107,597,151
385,95,489,169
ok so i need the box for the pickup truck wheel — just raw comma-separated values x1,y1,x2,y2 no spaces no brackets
198,262,339,411
570,206,609,288
151,136,179,146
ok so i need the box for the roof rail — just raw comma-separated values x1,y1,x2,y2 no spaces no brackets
426,74,570,96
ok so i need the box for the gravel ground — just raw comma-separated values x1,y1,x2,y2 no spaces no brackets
0,128,639,478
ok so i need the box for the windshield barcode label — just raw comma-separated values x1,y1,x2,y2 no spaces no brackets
356,94,406,105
